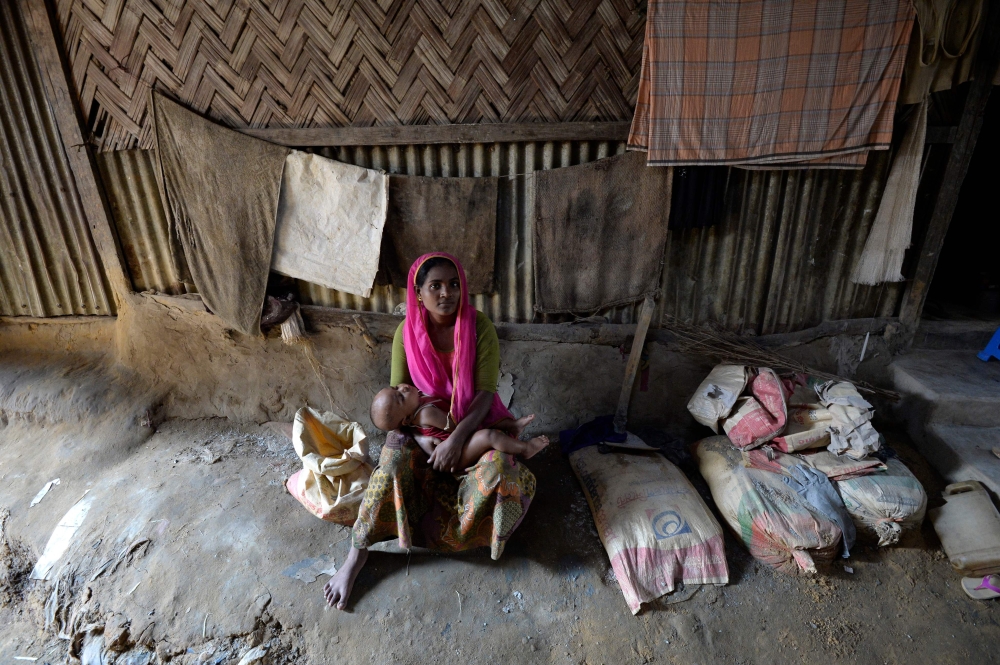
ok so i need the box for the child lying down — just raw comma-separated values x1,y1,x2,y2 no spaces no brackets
371,383,549,468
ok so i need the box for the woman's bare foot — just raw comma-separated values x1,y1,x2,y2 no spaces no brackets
510,414,536,439
323,546,368,610
523,435,549,459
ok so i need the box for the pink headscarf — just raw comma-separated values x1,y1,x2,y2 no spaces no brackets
403,252,512,427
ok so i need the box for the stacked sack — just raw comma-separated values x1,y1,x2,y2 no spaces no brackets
689,366,926,573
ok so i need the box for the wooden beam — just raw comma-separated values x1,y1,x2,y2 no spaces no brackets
238,121,632,147
299,305,899,350
924,126,957,144
899,0,1000,328
17,0,131,309
613,295,656,434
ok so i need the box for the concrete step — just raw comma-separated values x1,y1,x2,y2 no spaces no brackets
916,424,1000,496
912,319,999,351
891,350,1000,428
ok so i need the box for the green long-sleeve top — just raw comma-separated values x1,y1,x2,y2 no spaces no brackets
390,310,500,394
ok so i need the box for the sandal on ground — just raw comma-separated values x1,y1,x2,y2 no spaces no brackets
962,575,1000,600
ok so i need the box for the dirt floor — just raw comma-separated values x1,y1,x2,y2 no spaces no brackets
1,396,999,665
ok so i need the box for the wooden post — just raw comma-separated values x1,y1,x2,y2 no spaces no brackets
613,295,656,435
899,0,1000,329
16,0,132,309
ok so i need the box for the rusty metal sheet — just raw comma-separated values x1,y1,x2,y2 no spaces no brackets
0,1,113,317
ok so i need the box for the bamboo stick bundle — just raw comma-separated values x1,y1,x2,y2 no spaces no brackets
660,318,900,401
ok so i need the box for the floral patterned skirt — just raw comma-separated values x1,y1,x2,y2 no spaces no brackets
352,430,536,560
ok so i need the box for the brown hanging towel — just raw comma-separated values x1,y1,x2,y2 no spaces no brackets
532,152,672,314
150,92,289,336
381,175,498,294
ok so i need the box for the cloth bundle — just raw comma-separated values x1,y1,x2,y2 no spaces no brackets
687,365,883,460
695,436,842,574
285,407,373,526
569,445,729,613
687,365,787,449
815,380,881,460
837,458,927,546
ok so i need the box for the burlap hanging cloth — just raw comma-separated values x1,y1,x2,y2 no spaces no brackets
285,407,373,526
382,175,498,294
532,151,671,313
151,93,288,336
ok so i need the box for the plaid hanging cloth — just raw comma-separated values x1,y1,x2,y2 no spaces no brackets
628,0,915,168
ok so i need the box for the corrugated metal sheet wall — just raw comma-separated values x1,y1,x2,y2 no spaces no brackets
0,1,113,317
97,140,901,334
96,150,188,295
659,153,902,334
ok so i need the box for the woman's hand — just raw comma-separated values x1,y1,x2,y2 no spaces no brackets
428,432,467,473
427,389,493,473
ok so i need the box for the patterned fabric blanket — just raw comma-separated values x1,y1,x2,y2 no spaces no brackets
351,431,535,560
629,0,915,167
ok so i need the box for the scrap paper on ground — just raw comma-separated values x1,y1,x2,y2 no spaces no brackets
30,492,93,580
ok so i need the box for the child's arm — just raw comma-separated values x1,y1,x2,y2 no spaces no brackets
411,404,451,430
413,434,438,457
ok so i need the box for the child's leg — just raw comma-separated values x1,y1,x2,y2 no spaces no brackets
459,429,549,467
490,413,536,438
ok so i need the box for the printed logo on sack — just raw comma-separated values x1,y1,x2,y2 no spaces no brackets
647,509,691,540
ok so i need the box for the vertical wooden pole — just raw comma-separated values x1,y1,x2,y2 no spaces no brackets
16,0,132,309
613,295,656,434
898,1,1000,329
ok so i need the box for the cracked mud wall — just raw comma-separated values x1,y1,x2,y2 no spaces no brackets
2,292,895,439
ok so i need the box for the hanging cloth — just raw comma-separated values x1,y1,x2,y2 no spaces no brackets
271,151,388,298
629,0,915,168
532,152,672,313
899,0,985,104
852,101,928,285
382,175,499,294
150,92,289,336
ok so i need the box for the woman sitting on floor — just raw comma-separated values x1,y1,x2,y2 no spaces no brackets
323,252,537,610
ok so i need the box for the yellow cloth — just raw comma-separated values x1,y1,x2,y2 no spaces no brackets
291,407,372,525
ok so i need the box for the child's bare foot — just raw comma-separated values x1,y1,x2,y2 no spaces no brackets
523,435,549,459
510,414,536,439
323,546,368,610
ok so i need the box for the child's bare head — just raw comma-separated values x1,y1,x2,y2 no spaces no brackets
370,384,420,431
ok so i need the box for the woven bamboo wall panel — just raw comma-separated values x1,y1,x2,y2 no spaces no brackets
55,0,646,151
